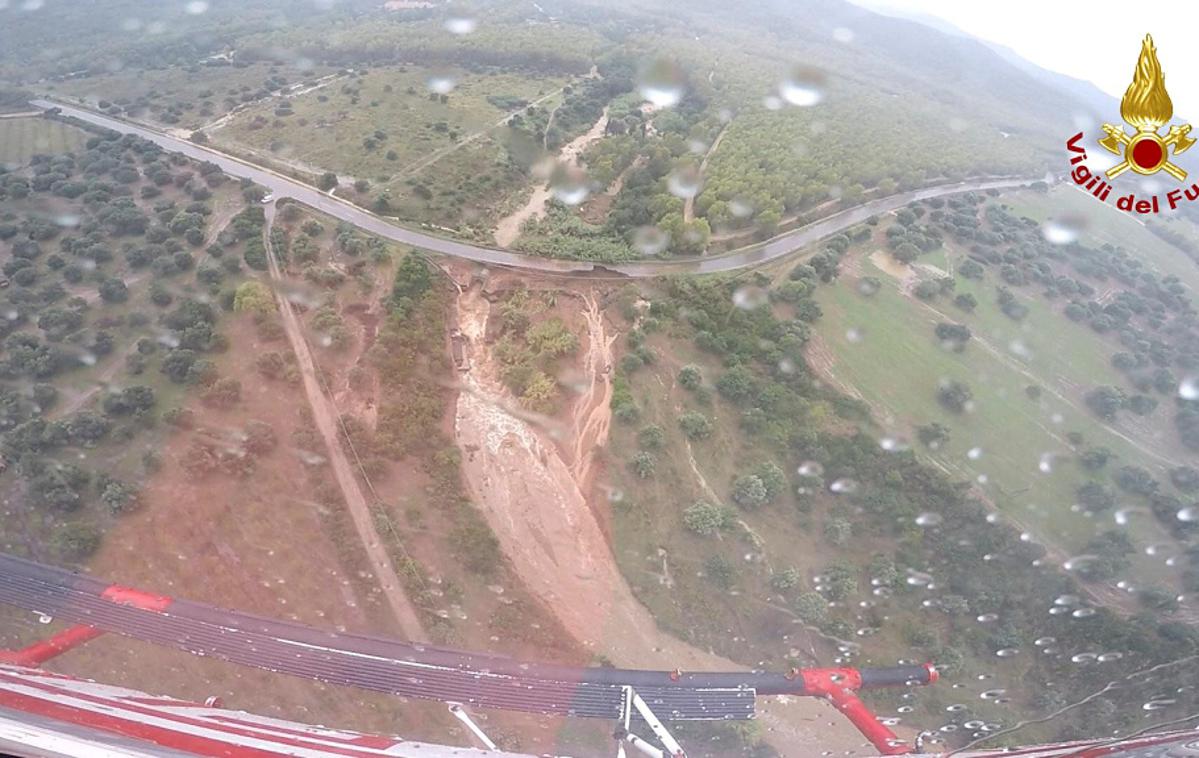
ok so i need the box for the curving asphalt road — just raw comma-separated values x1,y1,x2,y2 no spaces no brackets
0,553,932,722
33,100,1039,277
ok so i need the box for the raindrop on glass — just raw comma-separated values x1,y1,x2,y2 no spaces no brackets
549,164,589,205
1042,215,1086,245
732,285,769,310
632,226,670,256
427,76,456,95
779,65,826,107
444,17,476,35
1179,375,1199,400
637,58,686,108
667,165,703,199
797,461,823,478
829,478,858,494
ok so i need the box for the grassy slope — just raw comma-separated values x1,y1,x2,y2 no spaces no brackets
217,66,563,181
811,203,1196,589
0,117,87,165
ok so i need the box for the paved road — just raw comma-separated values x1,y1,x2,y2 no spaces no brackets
34,100,1039,277
0,553,932,722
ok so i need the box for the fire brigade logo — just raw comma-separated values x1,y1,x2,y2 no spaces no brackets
1098,34,1194,180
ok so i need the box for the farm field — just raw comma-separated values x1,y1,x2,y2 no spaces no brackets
812,242,1187,588
0,116,87,165
49,61,338,133
216,65,565,183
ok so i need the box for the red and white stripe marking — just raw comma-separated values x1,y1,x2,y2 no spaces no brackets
0,664,535,757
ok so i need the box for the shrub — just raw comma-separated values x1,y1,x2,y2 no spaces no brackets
679,411,712,440
731,474,767,508
683,501,732,536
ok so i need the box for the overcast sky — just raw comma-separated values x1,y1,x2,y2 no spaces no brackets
851,0,1199,122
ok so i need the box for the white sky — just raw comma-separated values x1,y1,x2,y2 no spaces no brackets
850,0,1199,122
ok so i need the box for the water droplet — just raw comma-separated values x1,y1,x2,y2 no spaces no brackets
1062,554,1098,571
1071,607,1096,618
1097,652,1123,662
1034,636,1055,646
1055,594,1079,606
980,689,1006,700
444,16,476,34
631,226,670,256
549,164,589,205
779,65,826,107
666,165,703,199
880,436,908,452
994,648,1019,658
797,461,823,478
845,327,863,343
1179,376,1199,400
1143,699,1176,711
1178,506,1199,523
1042,215,1086,245
1114,507,1142,526
184,0,208,13
1038,453,1054,473
1071,652,1097,664
915,512,942,527
976,612,998,623
829,478,858,494
637,58,686,108
967,447,983,460
732,285,769,310
906,569,933,586
427,76,456,95
729,198,754,219
857,278,880,296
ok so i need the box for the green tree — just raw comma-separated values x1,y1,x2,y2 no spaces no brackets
683,501,731,536
679,411,712,440
233,280,274,315
629,451,657,478
731,474,768,508
678,364,702,390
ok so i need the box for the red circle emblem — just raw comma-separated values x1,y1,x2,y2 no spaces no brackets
1131,138,1164,170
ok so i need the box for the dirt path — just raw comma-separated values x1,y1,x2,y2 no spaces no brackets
52,341,139,419
682,121,729,224
200,72,347,134
261,204,427,642
451,282,862,753
492,108,610,248
567,294,616,487
395,86,568,182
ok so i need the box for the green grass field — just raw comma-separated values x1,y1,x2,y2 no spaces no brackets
814,250,1181,585
1005,185,1199,294
49,62,336,132
0,117,87,165
217,65,565,182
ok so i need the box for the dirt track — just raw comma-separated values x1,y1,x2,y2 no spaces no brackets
492,108,610,248
262,204,427,642
451,282,865,753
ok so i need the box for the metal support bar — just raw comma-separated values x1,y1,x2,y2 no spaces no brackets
618,686,685,758
616,731,666,758
447,703,497,751
616,686,633,758
0,624,104,667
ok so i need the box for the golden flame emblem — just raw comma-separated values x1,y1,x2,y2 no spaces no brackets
1099,34,1194,180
